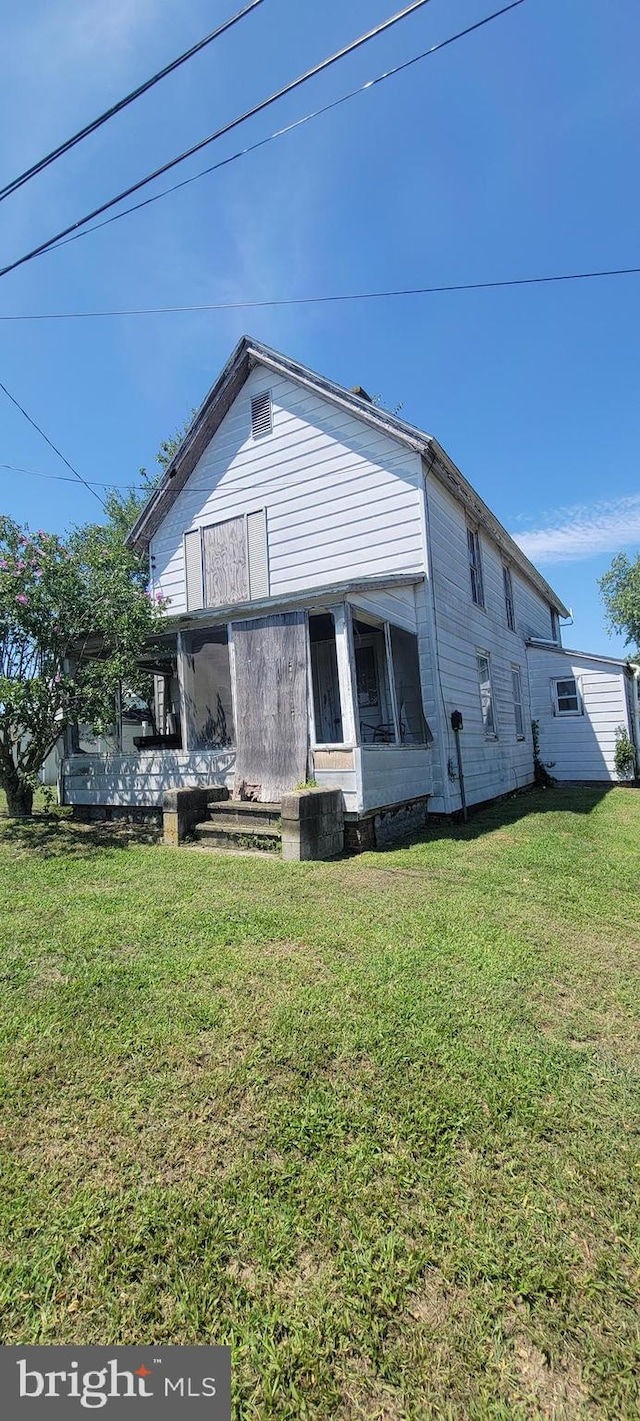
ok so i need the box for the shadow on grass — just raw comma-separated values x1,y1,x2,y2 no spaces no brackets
0,815,160,859
395,784,617,850
0,786,625,861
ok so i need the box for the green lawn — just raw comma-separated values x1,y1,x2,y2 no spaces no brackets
0,788,638,1419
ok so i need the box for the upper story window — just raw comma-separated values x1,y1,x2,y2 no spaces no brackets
251,390,273,439
467,526,485,608
550,607,560,642
503,565,516,631
184,510,269,611
477,651,496,735
553,677,581,716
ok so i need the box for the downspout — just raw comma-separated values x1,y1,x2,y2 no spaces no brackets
631,664,640,774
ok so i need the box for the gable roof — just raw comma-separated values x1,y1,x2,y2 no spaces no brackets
126,334,569,616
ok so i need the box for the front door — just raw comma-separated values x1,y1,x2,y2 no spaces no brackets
232,612,309,801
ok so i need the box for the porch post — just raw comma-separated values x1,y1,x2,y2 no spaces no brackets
334,603,359,745
176,632,194,751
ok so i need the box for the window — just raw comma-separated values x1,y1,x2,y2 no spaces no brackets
511,665,525,738
185,512,269,611
467,526,485,607
352,614,432,745
477,652,496,735
389,625,431,744
309,613,343,744
184,628,235,748
354,618,395,742
550,607,560,642
503,565,515,631
251,390,272,438
553,677,581,716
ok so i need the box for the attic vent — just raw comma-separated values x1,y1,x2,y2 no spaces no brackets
251,390,272,438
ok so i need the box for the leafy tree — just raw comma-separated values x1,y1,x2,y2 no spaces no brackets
599,551,640,655
0,517,164,816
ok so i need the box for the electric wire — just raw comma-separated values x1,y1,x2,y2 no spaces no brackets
1,263,637,324
0,0,441,281
0,462,142,490
44,2,527,258
0,381,105,506
0,0,264,205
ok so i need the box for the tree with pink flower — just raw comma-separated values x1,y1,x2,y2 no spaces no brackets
0,515,164,816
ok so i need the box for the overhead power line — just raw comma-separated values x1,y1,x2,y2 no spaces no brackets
1,265,638,324
0,0,264,206
0,462,140,490
0,380,105,506
46,2,527,258
0,0,441,282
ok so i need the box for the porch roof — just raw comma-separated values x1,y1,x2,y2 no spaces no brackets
159,572,424,635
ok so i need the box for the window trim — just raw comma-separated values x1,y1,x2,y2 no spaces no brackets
511,663,525,739
476,649,497,737
552,675,582,717
503,564,516,632
467,525,485,609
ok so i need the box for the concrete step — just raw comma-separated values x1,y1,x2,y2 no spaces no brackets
207,800,281,829
194,818,281,851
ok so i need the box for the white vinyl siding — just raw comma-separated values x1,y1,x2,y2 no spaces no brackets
528,646,634,781
512,665,525,738
424,474,554,809
150,365,424,613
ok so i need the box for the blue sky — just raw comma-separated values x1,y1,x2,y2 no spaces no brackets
1,0,638,654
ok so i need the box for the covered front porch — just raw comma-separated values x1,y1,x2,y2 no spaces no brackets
62,578,434,831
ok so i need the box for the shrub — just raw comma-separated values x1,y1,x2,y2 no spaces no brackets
614,726,636,781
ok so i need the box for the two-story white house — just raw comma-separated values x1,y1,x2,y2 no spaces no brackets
61,337,638,844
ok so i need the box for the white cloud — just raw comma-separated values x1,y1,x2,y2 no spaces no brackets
512,495,640,564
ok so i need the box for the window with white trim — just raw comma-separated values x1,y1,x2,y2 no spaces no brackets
477,651,496,735
251,390,272,438
511,665,525,738
503,565,515,631
552,676,581,716
467,526,485,607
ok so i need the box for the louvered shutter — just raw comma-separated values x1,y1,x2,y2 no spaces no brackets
247,509,269,599
184,528,203,610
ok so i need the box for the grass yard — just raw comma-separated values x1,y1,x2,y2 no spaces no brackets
0,787,638,1419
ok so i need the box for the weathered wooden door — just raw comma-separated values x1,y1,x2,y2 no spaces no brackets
232,612,309,801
